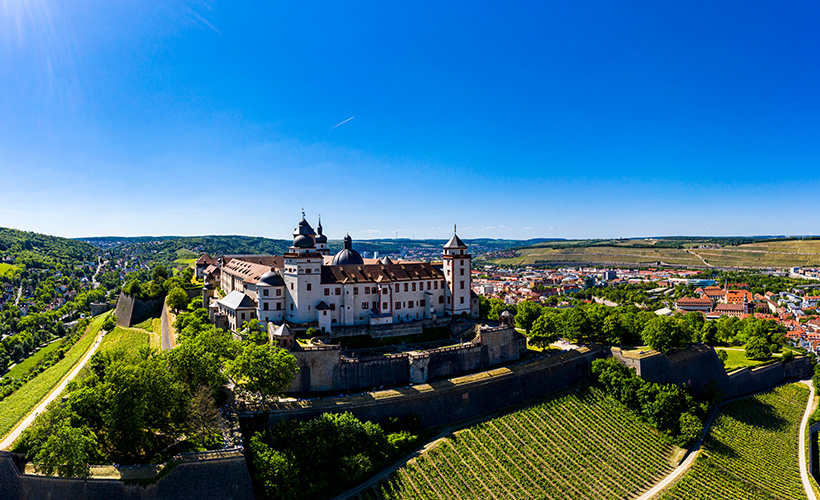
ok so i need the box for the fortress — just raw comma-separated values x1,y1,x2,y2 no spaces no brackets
197,212,477,335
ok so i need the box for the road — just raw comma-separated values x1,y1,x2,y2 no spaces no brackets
160,301,175,350
13,285,21,306
799,379,818,500
91,257,105,289
0,328,106,450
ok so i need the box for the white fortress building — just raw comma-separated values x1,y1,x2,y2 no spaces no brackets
201,213,475,334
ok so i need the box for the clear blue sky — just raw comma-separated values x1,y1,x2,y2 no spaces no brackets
1,1,818,240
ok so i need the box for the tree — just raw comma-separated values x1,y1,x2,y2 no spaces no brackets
514,300,541,333
678,412,703,446
228,343,299,402
641,316,689,353
101,314,116,332
152,266,168,282
782,350,795,364
562,308,591,344
529,312,559,347
187,385,221,449
745,336,771,361
33,424,97,478
167,286,188,313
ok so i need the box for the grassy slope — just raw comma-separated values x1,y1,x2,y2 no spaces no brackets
96,326,150,361
0,313,109,439
657,383,808,500
493,239,820,268
2,340,63,380
0,262,20,277
358,385,681,500
714,348,777,372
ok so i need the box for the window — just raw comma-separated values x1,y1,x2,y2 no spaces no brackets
412,283,416,292
241,312,245,320
362,302,369,309
330,303,336,311
427,281,431,290
447,297,451,304
460,281,464,289
276,289,282,296
383,287,389,294
395,284,400,293
306,268,311,274
441,280,446,288
460,296,465,304
420,299,425,307
264,303,269,310
365,287,370,294
395,302,401,310
434,281,438,290
336,288,341,295
276,303,281,310
354,287,359,295
373,301,378,310
460,268,464,276
324,289,330,296
306,283,312,291
404,283,408,292
290,283,294,290
263,289,269,297
439,296,444,304
290,304,294,310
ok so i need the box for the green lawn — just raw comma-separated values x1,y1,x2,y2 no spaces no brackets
0,312,110,440
0,262,20,277
2,340,63,380
97,326,150,361
715,348,776,372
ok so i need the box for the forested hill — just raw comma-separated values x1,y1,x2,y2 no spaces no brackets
0,227,98,269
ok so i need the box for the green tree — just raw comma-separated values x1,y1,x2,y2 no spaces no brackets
641,316,689,353
152,266,168,282
745,336,771,361
33,425,98,478
167,286,188,313
529,312,559,347
562,307,591,344
228,343,299,402
514,300,541,333
187,385,221,449
101,314,116,332
678,412,703,446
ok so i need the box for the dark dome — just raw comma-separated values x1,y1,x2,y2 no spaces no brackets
331,234,363,265
331,248,364,266
315,234,328,244
257,270,283,287
293,234,314,248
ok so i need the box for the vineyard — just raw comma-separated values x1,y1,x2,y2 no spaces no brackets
356,385,682,500
656,383,808,500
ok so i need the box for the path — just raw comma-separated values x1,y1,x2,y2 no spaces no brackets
0,328,107,450
91,256,104,289
160,300,175,351
799,379,818,500
637,380,816,500
685,249,712,267
13,285,21,306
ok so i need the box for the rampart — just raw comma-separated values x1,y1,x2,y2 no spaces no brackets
0,450,254,500
610,345,812,399
240,346,608,429
286,325,526,393
114,293,163,328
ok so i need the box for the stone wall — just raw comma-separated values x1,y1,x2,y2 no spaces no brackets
610,345,812,399
114,293,163,328
246,346,607,429
0,451,254,500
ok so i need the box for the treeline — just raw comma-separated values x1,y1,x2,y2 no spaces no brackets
480,296,787,353
13,306,299,476
0,227,97,269
591,357,719,446
249,413,418,500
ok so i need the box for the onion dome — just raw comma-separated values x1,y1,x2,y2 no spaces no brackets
331,234,364,266
315,216,327,244
292,210,316,248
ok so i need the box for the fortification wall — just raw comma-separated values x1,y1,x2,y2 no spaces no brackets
0,452,253,500
334,355,410,391
610,345,812,399
250,347,607,429
423,343,487,380
114,293,163,328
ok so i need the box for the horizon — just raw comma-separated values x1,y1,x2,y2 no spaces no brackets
1,2,818,239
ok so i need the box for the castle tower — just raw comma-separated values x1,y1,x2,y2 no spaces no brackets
442,224,472,317
314,215,329,255
283,211,322,324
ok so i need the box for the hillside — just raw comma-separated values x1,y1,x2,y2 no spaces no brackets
491,237,820,269
0,227,97,270
356,385,682,500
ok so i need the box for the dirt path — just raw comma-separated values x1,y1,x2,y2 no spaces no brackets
686,249,712,267
160,300,176,351
799,379,818,500
0,328,107,450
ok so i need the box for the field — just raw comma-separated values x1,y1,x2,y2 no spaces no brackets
0,262,20,277
173,248,198,268
656,383,808,500
2,340,63,380
97,326,150,361
357,385,682,500
0,313,109,440
492,239,820,269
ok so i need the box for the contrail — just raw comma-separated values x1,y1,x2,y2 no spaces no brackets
329,116,355,130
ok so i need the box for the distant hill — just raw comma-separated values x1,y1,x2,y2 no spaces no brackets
0,227,97,270
490,236,820,269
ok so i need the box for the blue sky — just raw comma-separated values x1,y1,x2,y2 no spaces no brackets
1,1,818,240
